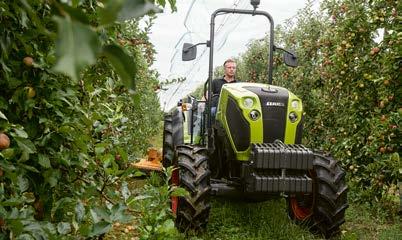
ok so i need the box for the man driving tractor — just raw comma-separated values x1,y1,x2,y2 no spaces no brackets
211,58,238,117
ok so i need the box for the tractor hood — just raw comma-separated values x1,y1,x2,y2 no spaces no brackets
216,82,304,161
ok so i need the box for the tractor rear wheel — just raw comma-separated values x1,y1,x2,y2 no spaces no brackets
162,112,183,168
287,152,348,238
173,145,211,232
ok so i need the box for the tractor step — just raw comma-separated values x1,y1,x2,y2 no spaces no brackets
250,143,313,170
245,174,312,193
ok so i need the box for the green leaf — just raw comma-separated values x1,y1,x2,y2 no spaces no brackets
99,0,161,25
0,110,7,120
38,154,51,168
121,181,130,201
75,200,85,223
117,0,162,22
57,222,71,235
55,2,90,24
101,44,136,90
79,223,92,237
20,164,40,173
167,0,177,11
90,221,112,237
43,169,61,187
133,170,146,177
91,207,111,223
170,187,188,197
51,197,72,219
132,92,141,107
19,0,47,33
116,147,128,162
98,0,124,25
0,160,16,171
71,0,80,7
53,16,101,81
102,153,114,169
2,197,24,207
13,128,28,138
15,233,33,240
95,146,106,155
17,175,29,192
110,204,129,222
14,137,36,154
2,148,15,159
160,219,175,234
19,151,30,162
156,0,166,7
390,152,399,162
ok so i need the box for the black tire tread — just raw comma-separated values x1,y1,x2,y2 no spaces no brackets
287,153,349,239
312,153,349,238
175,145,211,232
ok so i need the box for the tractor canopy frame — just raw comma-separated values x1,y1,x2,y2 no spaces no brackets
206,8,275,146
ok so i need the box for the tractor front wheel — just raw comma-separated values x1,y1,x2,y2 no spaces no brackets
287,152,348,238
173,145,211,232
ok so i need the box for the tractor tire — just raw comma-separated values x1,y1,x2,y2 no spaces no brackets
287,152,348,238
162,111,183,168
173,145,211,232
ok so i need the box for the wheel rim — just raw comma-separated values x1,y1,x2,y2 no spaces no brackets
290,194,313,220
171,168,179,215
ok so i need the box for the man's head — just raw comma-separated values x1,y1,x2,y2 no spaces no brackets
223,59,236,79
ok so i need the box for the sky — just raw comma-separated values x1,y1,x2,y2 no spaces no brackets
147,0,319,111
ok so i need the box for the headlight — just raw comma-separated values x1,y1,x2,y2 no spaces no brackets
289,112,298,123
249,110,260,121
291,100,299,109
243,98,254,109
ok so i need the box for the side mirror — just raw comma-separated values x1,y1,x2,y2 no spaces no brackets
182,43,197,61
283,51,298,67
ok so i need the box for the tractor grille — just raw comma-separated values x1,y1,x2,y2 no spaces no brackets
226,97,250,151
243,86,288,143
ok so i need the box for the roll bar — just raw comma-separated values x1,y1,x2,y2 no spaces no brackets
206,8,275,129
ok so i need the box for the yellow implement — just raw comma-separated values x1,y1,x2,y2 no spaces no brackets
132,148,163,171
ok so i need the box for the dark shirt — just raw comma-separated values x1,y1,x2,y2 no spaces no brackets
211,77,237,107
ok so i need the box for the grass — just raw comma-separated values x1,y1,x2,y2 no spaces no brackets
342,203,401,240
194,198,315,240
185,198,401,240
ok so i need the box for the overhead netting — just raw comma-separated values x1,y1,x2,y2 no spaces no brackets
160,0,249,111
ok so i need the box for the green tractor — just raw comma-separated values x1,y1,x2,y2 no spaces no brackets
163,1,348,238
